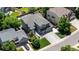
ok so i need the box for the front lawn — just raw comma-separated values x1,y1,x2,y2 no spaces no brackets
56,25,77,38
29,36,50,50
39,38,50,49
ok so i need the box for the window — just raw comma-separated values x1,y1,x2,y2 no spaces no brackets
52,16,55,18
48,15,50,17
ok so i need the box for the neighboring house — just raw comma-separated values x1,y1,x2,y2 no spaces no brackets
21,14,35,33
0,7,12,13
65,7,76,12
47,7,76,25
0,28,28,46
21,13,53,35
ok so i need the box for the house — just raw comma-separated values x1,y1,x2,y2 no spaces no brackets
0,7,12,13
0,28,17,43
0,28,28,46
21,14,35,33
47,7,76,25
33,13,53,35
21,13,53,35
65,7,76,12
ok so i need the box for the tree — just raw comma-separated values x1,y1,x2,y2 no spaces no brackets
0,11,5,20
58,16,71,35
40,7,49,17
61,45,77,51
29,7,36,13
1,41,16,51
75,8,79,19
32,39,40,49
2,16,21,30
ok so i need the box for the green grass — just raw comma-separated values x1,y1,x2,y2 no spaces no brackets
70,25,77,32
77,46,79,48
16,47,24,51
20,8,29,13
30,37,50,50
39,38,50,49
11,12,20,17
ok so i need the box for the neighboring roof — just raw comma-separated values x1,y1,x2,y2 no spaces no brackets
0,28,17,42
17,30,28,41
48,7,71,17
0,7,12,13
21,14,35,30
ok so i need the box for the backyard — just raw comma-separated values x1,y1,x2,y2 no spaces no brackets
19,8,30,13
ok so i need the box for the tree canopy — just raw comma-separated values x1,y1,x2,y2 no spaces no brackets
75,8,79,19
0,15,21,30
58,16,71,35
1,41,16,51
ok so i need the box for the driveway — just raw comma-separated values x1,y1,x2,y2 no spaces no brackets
43,31,60,44
70,19,79,30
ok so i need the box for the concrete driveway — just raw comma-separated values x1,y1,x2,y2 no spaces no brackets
43,32,60,44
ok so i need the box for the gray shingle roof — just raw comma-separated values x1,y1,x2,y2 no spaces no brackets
21,13,51,28
49,7,71,17
33,13,50,26
21,14,35,30
0,28,17,42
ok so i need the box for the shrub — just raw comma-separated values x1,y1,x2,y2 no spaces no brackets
31,39,40,49
1,41,16,51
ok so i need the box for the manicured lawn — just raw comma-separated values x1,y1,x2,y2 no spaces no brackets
56,25,77,39
39,38,50,49
29,36,50,50
20,8,29,13
16,47,24,51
